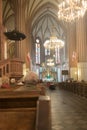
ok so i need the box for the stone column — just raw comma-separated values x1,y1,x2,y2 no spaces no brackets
14,0,32,70
0,0,4,60
0,0,2,26
76,14,87,81
25,22,32,69
66,23,77,80
0,0,2,45
11,0,26,61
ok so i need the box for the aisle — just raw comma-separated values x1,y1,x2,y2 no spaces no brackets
46,87,87,130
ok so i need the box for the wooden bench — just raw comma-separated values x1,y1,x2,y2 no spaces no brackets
0,91,51,130
36,96,51,130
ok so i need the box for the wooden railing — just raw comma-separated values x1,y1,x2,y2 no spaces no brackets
0,58,24,80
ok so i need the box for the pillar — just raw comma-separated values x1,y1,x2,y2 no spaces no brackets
14,0,26,61
66,23,77,80
0,0,2,60
13,0,32,70
0,0,4,60
76,14,87,81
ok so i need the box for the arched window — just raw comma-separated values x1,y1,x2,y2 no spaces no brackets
44,40,50,56
55,47,60,64
45,48,50,56
35,38,40,64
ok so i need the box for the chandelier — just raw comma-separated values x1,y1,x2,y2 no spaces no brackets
47,62,55,66
58,0,87,22
44,36,64,50
47,58,55,66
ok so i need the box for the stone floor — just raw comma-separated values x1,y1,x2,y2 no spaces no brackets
46,87,87,130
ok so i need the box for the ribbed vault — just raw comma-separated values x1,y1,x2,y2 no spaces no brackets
2,0,67,65
2,0,66,41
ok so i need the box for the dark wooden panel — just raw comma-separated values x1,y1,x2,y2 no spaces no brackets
36,96,51,130
0,109,36,130
0,97,38,109
0,91,39,130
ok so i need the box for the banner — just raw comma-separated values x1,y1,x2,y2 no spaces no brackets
27,52,31,63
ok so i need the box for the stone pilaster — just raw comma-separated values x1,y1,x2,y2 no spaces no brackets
76,16,87,62
66,23,77,80
76,14,87,81
14,0,26,61
0,0,4,60
78,62,87,81
0,0,2,56
68,23,77,67
14,0,32,69
0,0,2,25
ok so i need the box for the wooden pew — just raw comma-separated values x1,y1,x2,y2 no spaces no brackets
0,91,51,130
0,91,38,130
36,96,51,130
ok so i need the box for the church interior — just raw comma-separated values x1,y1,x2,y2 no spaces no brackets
0,0,87,130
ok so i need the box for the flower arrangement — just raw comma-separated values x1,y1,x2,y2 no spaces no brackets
1,76,10,88
2,76,9,84
23,71,39,86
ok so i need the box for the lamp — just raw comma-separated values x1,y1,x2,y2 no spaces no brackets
47,58,55,66
44,26,64,49
58,0,87,22
44,36,64,50
47,62,55,66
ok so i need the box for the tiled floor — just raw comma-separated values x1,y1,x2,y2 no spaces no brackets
46,87,87,130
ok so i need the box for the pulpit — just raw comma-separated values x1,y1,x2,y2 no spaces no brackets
0,58,24,80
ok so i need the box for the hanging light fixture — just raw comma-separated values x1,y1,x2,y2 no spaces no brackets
44,36,64,50
46,58,55,66
44,26,64,50
58,0,87,22
47,62,55,66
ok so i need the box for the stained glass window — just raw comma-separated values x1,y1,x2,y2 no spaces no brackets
55,47,60,64
45,48,50,56
36,43,40,64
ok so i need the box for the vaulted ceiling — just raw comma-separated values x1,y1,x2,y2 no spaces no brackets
2,0,66,43
2,0,68,64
